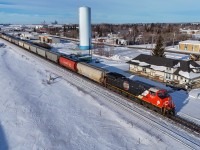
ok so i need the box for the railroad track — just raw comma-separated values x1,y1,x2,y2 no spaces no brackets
170,115,200,135
1,38,200,149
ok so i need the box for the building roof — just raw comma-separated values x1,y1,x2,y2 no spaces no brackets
179,40,200,45
127,54,179,68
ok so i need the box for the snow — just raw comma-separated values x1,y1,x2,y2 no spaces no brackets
1,38,200,149
130,59,150,66
190,63,200,69
179,70,200,79
130,60,166,71
128,44,156,49
173,62,180,68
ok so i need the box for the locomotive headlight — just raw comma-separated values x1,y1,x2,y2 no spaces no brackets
165,101,169,106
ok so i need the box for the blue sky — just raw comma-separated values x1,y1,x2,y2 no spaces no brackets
1,0,200,24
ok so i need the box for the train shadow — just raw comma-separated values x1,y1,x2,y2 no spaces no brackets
91,61,189,114
0,123,9,150
169,90,189,113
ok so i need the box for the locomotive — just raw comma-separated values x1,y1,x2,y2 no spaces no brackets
0,33,175,116
105,72,175,115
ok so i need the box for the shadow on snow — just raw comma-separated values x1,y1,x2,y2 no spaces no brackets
0,123,9,150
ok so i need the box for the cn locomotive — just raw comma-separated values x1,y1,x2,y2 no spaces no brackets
105,72,175,115
0,33,175,116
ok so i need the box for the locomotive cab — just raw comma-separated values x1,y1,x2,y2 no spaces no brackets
144,88,175,115
157,90,175,113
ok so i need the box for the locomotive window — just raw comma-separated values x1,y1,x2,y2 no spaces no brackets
150,91,156,96
158,91,169,99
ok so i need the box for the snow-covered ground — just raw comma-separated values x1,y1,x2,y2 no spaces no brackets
0,40,199,149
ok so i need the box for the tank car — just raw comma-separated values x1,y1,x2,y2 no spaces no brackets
59,56,78,72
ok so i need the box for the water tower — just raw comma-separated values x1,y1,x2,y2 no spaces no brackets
79,6,91,50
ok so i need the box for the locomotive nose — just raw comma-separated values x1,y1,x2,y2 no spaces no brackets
166,97,175,109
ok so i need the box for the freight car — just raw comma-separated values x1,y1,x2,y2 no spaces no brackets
30,45,37,53
23,42,30,50
46,51,59,63
0,33,176,116
59,56,78,72
37,47,47,58
105,72,175,115
77,62,108,84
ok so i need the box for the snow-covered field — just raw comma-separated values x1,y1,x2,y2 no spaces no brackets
1,39,199,149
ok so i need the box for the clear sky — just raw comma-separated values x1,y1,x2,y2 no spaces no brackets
1,0,200,24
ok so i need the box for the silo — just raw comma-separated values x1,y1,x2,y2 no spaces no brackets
79,6,91,50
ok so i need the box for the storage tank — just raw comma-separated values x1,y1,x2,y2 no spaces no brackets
79,6,91,50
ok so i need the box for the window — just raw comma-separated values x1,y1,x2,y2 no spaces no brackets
166,67,171,71
158,91,169,99
166,73,171,79
150,91,156,96
142,68,146,72
185,44,187,50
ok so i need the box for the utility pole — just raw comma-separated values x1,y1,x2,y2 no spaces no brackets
172,32,175,48
151,34,154,50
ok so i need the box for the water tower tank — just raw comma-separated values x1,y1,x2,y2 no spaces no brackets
79,6,91,50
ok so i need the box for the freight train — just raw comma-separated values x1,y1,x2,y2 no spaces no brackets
0,33,175,115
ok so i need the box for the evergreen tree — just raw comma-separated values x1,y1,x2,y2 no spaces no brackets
152,35,165,57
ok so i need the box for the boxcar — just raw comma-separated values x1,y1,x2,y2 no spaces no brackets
30,45,37,53
23,42,30,50
36,47,46,58
77,62,108,84
19,41,24,47
46,51,59,63
59,56,78,71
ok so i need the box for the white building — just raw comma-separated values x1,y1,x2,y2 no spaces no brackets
180,28,200,35
20,32,39,40
39,35,60,43
127,54,200,89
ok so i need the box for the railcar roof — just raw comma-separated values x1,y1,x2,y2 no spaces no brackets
107,72,126,78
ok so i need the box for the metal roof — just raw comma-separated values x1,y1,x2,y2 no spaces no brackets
127,54,179,68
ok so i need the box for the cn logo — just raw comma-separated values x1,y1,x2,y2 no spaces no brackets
123,81,129,90
157,100,160,105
